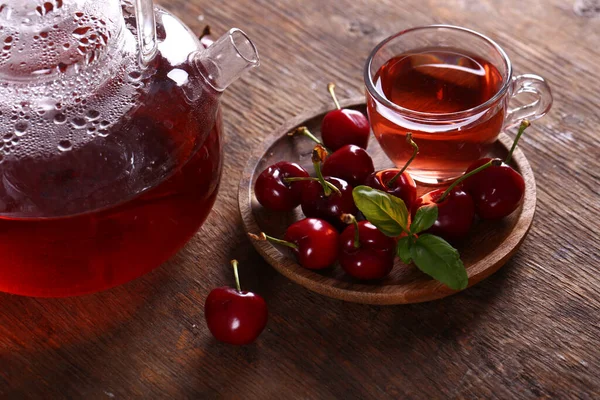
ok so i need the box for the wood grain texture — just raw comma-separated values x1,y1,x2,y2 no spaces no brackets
1,0,599,399
239,99,536,304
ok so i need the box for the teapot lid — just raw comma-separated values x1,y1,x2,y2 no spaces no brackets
0,0,126,81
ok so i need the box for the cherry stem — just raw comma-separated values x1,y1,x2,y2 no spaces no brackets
327,83,341,110
290,126,323,146
230,259,241,292
438,159,502,202
290,127,333,153
199,25,211,40
505,119,530,165
387,133,419,186
248,232,298,250
341,214,360,248
312,145,340,196
283,176,341,194
284,177,317,182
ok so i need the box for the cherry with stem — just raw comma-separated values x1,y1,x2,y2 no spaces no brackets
204,259,268,345
463,120,530,220
320,83,370,150
299,146,357,229
254,161,310,211
364,133,418,210
248,217,339,270
411,159,500,241
338,214,396,280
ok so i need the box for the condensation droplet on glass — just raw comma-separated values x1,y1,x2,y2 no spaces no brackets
85,109,100,121
127,70,142,82
3,133,13,142
72,26,91,38
14,121,28,136
57,140,72,152
54,113,67,124
71,117,86,128
99,120,110,128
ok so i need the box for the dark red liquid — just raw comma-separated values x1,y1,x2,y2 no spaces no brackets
0,116,222,297
0,50,223,296
368,48,505,183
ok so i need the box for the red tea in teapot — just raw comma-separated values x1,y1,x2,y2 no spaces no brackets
0,3,258,296
0,55,223,297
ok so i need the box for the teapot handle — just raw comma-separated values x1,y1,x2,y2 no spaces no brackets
134,0,158,65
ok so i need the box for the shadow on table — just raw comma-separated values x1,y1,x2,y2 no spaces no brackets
0,251,186,395
180,250,517,398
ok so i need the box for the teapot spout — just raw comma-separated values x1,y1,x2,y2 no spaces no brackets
190,28,259,92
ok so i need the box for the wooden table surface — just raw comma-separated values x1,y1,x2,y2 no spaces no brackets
2,0,599,398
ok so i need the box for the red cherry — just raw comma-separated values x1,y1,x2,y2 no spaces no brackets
463,158,526,220
321,83,370,151
204,260,268,345
249,218,339,269
322,144,375,187
254,161,309,211
301,177,357,230
412,188,475,241
364,132,419,209
462,120,530,219
339,215,396,280
364,169,417,210
297,145,358,230
284,218,340,269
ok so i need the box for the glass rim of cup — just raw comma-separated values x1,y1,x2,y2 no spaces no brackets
364,24,514,120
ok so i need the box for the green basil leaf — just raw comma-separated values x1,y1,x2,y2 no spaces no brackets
410,204,438,234
352,185,408,237
410,234,468,290
396,236,413,264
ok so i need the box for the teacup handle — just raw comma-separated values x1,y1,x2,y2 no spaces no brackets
504,74,553,129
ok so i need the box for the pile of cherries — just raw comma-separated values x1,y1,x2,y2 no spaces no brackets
253,83,530,280
204,84,529,346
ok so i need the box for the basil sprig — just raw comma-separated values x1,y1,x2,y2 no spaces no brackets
353,186,468,291
352,186,408,236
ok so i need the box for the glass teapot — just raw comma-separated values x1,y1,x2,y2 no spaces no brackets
0,0,259,296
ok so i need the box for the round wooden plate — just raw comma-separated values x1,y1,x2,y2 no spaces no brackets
238,98,536,305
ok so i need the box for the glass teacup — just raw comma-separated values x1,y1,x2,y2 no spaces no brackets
365,25,552,184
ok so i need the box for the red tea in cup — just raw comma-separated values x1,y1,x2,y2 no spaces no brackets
365,26,552,184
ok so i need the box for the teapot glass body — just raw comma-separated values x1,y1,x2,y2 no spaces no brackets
0,1,258,296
